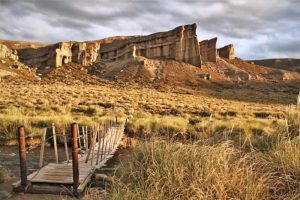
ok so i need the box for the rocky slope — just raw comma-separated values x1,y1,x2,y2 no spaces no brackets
249,58,300,72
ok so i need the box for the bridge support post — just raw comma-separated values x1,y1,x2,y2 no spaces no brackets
71,123,79,194
18,126,28,190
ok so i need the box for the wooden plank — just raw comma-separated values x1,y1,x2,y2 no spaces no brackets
39,128,47,168
52,123,59,164
90,128,98,166
62,129,69,163
82,126,86,149
27,184,73,196
77,172,94,193
85,126,89,149
96,124,102,164
77,124,82,150
13,124,124,196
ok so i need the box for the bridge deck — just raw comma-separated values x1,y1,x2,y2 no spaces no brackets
13,125,124,195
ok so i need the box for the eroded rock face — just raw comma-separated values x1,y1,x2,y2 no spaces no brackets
218,44,235,60
18,41,100,68
0,44,18,60
16,24,202,68
199,37,217,62
100,24,202,67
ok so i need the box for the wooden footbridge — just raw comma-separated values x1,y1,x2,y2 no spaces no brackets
12,119,125,196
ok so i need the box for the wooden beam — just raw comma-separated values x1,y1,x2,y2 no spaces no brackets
17,126,28,189
62,129,69,163
39,128,47,168
71,123,79,193
52,123,59,164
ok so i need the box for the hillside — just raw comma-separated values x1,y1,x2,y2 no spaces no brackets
0,39,49,50
249,58,300,72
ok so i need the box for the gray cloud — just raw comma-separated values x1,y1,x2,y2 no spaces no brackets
0,0,299,59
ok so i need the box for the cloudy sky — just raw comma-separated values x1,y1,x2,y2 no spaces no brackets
0,0,299,59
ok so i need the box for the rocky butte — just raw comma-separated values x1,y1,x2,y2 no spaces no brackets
199,37,218,62
218,44,235,60
2,23,235,70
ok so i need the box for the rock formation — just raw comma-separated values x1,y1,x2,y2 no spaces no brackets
199,37,217,62
218,44,235,60
9,23,238,70
0,44,18,60
16,24,202,68
18,41,100,68
100,23,201,67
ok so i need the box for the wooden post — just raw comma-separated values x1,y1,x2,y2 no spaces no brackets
39,128,47,168
85,126,89,149
108,122,115,153
82,126,86,150
77,124,82,150
18,126,28,189
112,126,118,150
104,121,110,157
108,127,113,154
85,126,94,163
86,126,97,165
100,123,106,162
96,123,102,164
90,128,97,166
71,123,79,193
52,123,59,164
62,129,69,163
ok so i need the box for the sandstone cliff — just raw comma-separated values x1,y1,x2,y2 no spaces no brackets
199,37,217,62
14,24,202,68
99,24,201,67
218,44,235,60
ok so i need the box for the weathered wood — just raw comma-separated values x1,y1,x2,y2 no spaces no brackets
82,126,86,149
26,163,92,184
13,123,125,196
72,123,79,192
77,124,82,150
62,129,69,163
85,126,89,149
85,126,94,163
27,184,73,196
77,172,93,193
112,126,118,149
39,128,47,168
52,123,59,164
100,123,106,162
18,126,28,189
90,126,98,166
96,123,102,164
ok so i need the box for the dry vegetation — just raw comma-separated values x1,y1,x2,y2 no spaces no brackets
96,108,300,200
0,78,291,144
1,71,300,199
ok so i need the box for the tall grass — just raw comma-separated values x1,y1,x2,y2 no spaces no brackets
0,106,122,143
105,137,300,200
99,108,300,200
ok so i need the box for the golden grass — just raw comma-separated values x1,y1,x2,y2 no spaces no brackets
104,137,300,200
1,77,299,198
84,108,300,200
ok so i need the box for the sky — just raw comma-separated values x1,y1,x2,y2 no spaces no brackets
0,0,299,59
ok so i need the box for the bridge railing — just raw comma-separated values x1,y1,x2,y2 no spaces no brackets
16,118,125,194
